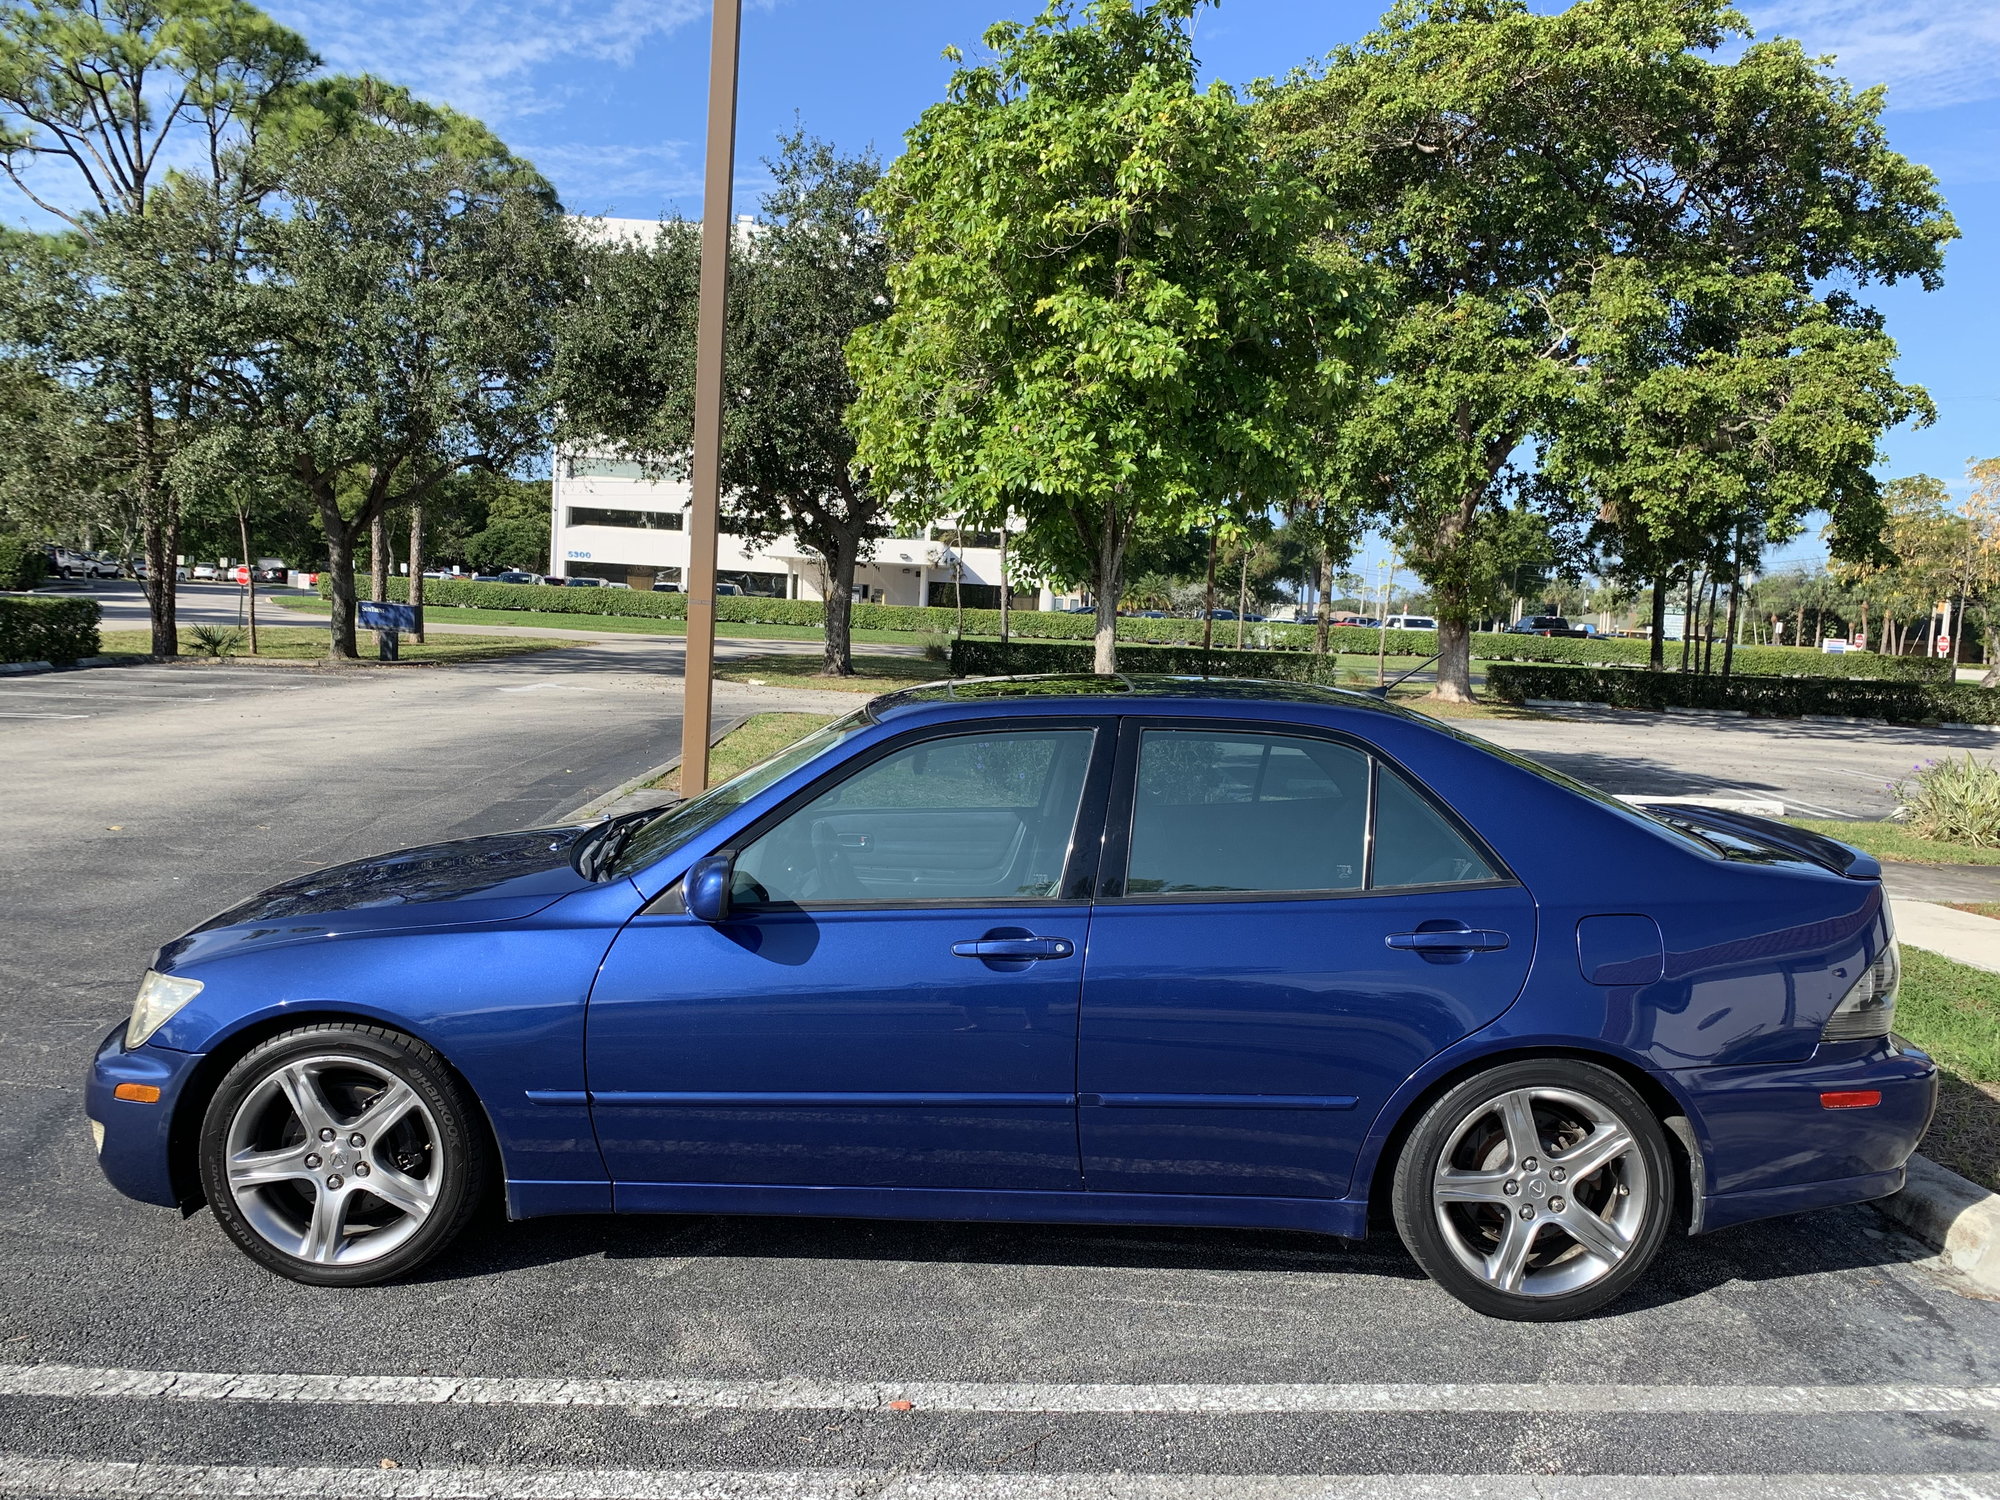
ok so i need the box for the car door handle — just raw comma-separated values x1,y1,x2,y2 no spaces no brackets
951,937,1075,960
1386,928,1510,953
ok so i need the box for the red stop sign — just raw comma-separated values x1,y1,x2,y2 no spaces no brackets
231,565,250,584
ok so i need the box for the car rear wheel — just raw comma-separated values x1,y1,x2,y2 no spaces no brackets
1392,1059,1674,1321
197,1023,491,1286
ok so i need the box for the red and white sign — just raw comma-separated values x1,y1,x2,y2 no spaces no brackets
1937,634,1952,658
231,565,250,584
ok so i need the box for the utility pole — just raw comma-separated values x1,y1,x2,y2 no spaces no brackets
679,0,743,796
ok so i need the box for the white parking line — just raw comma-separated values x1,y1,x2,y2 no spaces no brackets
0,1459,1994,1499
4,1365,2000,1415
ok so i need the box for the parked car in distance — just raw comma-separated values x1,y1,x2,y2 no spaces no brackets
48,547,120,580
562,576,604,588
89,675,1929,1321
1506,615,1587,637
1383,615,1438,631
190,564,220,581
496,572,542,586
651,581,682,593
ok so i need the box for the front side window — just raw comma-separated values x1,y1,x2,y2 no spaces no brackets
1123,728,1500,897
732,729,1095,906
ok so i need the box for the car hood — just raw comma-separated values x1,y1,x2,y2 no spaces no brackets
157,825,597,969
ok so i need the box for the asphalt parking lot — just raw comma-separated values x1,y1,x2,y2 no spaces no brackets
3,652,2000,1498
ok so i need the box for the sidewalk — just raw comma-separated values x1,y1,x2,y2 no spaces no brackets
1891,897,2000,973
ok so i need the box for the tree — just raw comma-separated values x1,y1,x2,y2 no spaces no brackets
1260,0,1955,700
557,132,894,675
0,0,315,653
222,81,575,657
849,0,1372,673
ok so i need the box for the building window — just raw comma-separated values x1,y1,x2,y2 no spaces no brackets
928,582,1003,610
567,505,683,531
929,526,1004,550
719,569,791,599
567,457,654,480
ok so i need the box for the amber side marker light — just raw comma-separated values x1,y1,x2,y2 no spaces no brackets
1820,1090,1882,1110
113,1083,161,1104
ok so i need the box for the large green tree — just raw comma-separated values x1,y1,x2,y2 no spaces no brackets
557,132,894,675
0,0,313,653
849,0,1372,673
1261,0,1954,699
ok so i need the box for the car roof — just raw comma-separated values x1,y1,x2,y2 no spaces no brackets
867,672,1414,723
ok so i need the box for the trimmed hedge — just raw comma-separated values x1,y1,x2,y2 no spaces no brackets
950,637,1347,685
0,533,49,591
1486,663,2000,725
0,595,100,663
318,575,1948,680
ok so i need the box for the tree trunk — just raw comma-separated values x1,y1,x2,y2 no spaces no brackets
408,502,426,644
1091,499,1125,675
820,531,857,677
1235,548,1248,649
1201,531,1217,652
1314,547,1331,656
325,522,359,660
1702,573,1720,675
1721,568,1741,682
238,510,257,655
370,511,389,605
1433,615,1473,701
136,402,178,658
1649,575,1668,670
998,524,1010,645
1680,570,1699,671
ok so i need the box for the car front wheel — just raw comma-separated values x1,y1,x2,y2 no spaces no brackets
1392,1059,1674,1321
197,1023,491,1285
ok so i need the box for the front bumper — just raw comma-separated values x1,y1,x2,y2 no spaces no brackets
85,1023,207,1209
1683,1035,1938,1233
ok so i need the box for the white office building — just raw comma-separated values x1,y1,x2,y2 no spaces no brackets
549,457,1061,610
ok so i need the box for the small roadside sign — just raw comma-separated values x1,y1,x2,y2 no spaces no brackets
1937,634,1952,658
231,565,250,584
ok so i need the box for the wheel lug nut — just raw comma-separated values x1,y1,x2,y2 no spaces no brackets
1550,1196,1566,1212
1519,1205,1535,1220
1522,1156,1538,1172
1550,1167,1566,1183
304,1153,321,1169
354,1162,371,1177
325,1174,343,1189
349,1133,365,1148
1503,1180,1520,1196
318,1128,335,1142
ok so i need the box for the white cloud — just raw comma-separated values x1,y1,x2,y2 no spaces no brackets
1747,0,2000,109
266,0,706,122
516,142,702,214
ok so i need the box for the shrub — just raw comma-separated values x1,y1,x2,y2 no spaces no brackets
0,534,49,592
950,637,1345,684
1485,663,2000,725
188,625,245,659
1894,756,2000,846
0,595,100,662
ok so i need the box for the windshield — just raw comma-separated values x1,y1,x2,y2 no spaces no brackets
607,708,873,880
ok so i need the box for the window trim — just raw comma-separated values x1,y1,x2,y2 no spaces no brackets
703,717,1118,914
1096,716,1517,906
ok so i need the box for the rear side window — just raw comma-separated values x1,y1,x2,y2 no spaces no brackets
1120,728,1501,898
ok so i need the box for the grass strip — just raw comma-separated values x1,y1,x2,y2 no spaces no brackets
1787,818,2000,867
99,626,576,665
1896,947,2000,1190
646,711,839,795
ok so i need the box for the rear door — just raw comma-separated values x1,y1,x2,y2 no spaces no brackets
1077,720,1537,1200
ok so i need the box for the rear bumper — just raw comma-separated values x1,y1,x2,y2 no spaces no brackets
85,1024,204,1209
1682,1036,1937,1234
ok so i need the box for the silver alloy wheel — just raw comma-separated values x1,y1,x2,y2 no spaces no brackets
222,1052,442,1266
1431,1084,1650,1299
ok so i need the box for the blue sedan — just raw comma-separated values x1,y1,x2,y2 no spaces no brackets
89,675,1931,1320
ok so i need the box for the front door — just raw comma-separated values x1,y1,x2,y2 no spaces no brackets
588,721,1110,1192
1078,723,1537,1200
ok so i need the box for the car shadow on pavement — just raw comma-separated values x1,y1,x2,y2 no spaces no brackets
411,1200,1946,1315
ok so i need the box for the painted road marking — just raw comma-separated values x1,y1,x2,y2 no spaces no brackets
4,1366,2000,1415
0,1459,1995,1499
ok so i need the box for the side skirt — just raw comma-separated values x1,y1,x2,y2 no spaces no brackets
585,1180,1369,1238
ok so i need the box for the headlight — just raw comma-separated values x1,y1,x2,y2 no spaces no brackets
126,971,204,1049
1822,940,1899,1042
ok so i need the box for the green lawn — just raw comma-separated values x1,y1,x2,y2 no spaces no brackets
649,711,839,795
1786,818,2000,867
715,652,953,694
100,626,577,665
1896,948,2000,1190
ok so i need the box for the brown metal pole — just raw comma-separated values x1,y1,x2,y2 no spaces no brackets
679,0,743,796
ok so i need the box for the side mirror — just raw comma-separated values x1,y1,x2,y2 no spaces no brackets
684,853,735,924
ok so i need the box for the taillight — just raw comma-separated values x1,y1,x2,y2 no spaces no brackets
1822,941,1899,1042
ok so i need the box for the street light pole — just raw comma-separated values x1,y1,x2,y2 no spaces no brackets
679,0,743,796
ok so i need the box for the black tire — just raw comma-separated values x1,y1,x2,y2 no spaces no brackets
197,1023,492,1286
1392,1058,1675,1321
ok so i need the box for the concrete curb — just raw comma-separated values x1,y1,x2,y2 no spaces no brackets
0,653,163,676
1876,1153,2000,1295
558,713,744,824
